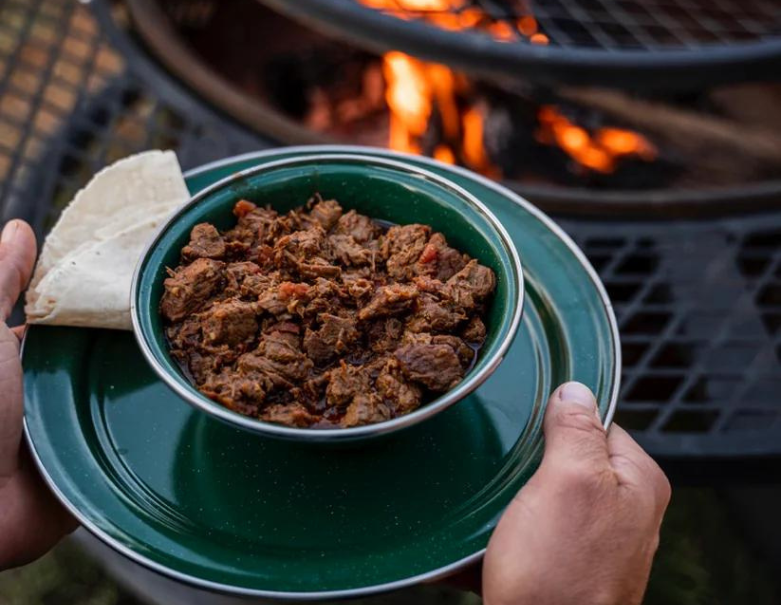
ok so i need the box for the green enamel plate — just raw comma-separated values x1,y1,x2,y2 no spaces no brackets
23,146,620,599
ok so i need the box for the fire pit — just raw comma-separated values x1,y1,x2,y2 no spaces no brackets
5,0,781,472
120,0,781,216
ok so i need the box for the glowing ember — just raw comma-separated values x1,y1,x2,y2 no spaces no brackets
536,106,658,173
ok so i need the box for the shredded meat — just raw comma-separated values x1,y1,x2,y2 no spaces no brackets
160,258,224,322
394,343,464,392
182,224,226,261
162,197,496,428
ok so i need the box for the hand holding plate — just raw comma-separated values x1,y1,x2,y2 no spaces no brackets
0,220,75,570
483,382,671,605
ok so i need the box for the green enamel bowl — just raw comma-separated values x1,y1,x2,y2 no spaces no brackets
131,154,524,443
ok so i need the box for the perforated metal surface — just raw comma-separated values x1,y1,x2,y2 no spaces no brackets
258,0,781,88
564,220,781,456
354,0,781,49
2,0,781,458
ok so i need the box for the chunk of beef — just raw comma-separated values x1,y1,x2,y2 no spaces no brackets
335,210,380,243
200,368,266,415
406,293,466,333
256,286,288,316
461,316,487,345
395,343,464,392
240,270,277,300
166,314,202,349
342,394,391,427
274,226,328,264
358,284,419,321
367,317,404,354
413,275,447,296
400,329,433,346
182,224,226,261
184,349,219,384
343,274,374,301
237,326,312,389
298,259,341,280
255,281,311,316
161,258,224,322
382,224,431,280
201,299,258,346
432,335,474,368
329,234,373,267
303,278,346,317
375,358,422,415
326,362,371,408
272,226,345,280
444,260,496,310
225,203,284,249
224,262,261,297
261,403,318,427
302,374,330,410
303,313,359,364
308,199,343,230
414,233,467,281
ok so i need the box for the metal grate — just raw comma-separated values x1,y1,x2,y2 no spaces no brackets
2,0,781,460
563,221,781,456
257,0,781,88
348,0,781,49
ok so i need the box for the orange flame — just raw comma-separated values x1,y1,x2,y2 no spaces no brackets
433,144,456,164
360,0,653,176
536,107,657,173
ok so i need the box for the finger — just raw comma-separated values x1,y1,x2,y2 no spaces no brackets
0,220,37,321
0,221,36,481
540,382,610,475
0,322,23,480
608,424,671,513
11,326,25,341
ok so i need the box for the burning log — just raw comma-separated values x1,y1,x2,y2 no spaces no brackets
558,88,781,166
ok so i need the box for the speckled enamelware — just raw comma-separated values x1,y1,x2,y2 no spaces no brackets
131,154,523,442
23,146,620,600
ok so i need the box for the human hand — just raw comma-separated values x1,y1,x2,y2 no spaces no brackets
483,381,670,605
0,220,75,569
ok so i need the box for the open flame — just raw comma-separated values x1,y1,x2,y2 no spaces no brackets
359,0,655,176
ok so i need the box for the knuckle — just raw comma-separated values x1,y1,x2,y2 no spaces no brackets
556,462,613,494
653,464,672,507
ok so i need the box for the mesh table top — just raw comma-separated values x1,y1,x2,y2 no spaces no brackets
2,0,781,462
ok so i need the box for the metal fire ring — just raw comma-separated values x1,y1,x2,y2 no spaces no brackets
100,0,781,218
256,0,781,90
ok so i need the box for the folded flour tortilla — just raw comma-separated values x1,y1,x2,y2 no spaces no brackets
25,150,190,330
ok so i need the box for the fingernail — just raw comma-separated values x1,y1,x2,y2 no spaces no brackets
1,220,19,246
558,381,596,409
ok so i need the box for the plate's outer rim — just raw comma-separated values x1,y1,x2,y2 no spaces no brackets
23,145,621,600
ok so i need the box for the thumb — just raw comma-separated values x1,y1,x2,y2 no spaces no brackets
0,220,37,481
0,220,37,321
539,382,609,475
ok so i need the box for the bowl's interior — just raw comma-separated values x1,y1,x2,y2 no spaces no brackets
135,157,520,431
